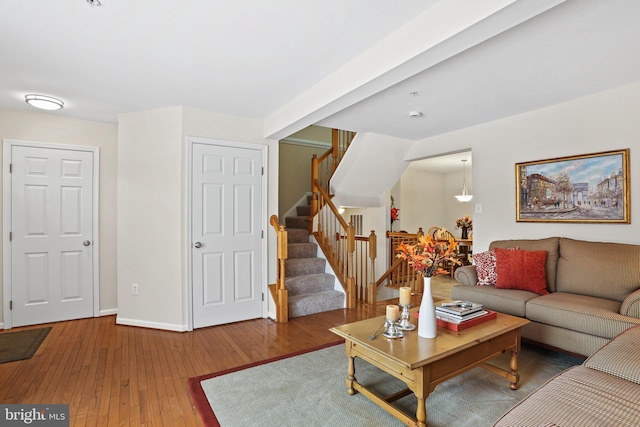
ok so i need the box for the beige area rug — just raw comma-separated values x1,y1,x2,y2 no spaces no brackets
430,274,457,300
189,341,583,427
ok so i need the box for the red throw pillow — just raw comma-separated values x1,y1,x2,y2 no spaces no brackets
494,248,548,295
473,247,519,286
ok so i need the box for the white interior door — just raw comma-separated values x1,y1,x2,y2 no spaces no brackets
191,141,263,328
9,145,96,327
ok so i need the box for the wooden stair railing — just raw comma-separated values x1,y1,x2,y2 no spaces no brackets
268,215,288,323
311,179,357,308
374,229,426,298
311,129,355,204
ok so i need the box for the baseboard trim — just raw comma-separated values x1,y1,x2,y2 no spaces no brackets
116,317,187,332
100,308,118,316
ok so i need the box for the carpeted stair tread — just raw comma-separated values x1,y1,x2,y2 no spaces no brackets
285,216,307,229
287,242,317,259
289,290,345,318
287,228,309,243
286,273,335,296
285,257,326,277
296,205,311,216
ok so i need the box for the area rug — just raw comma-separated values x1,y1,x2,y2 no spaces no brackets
0,327,51,364
189,341,583,427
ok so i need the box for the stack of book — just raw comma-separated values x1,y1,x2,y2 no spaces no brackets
435,301,497,331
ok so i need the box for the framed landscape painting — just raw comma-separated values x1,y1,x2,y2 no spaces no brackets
516,149,630,223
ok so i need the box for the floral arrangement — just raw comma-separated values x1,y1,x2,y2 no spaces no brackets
396,231,460,277
390,206,400,223
455,215,472,230
390,196,399,224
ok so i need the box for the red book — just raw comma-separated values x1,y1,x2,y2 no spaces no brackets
436,310,497,331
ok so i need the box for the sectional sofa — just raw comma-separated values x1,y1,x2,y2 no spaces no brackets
453,237,640,356
494,324,640,426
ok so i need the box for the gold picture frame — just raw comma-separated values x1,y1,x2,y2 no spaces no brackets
516,149,630,223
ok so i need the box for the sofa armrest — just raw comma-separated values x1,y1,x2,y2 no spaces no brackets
620,288,640,318
454,265,478,286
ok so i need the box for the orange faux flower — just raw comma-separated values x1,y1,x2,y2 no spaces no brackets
396,231,460,277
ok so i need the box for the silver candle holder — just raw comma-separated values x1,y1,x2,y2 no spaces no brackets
397,304,416,331
382,319,404,339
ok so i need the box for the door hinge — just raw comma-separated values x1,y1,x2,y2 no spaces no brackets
9,163,12,173
262,293,264,302
9,232,12,242
261,167,264,175
9,300,12,310
261,230,264,238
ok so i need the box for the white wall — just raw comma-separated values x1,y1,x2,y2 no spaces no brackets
397,167,474,237
0,109,118,324
406,81,640,253
117,107,184,330
117,106,277,331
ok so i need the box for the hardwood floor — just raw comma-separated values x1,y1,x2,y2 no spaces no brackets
0,304,389,427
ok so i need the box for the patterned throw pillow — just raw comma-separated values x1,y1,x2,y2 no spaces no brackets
473,247,520,286
494,248,549,295
473,250,497,285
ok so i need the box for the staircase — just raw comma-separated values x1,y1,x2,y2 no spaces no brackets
284,198,345,318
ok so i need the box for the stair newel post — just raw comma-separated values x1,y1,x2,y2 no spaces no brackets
368,230,377,306
276,225,288,322
346,222,356,308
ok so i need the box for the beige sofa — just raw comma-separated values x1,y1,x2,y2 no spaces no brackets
453,237,640,356
494,324,640,426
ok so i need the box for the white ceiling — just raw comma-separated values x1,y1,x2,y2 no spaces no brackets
2,0,639,152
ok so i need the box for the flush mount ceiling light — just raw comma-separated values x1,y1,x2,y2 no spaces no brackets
454,159,473,202
25,94,64,111
408,111,422,118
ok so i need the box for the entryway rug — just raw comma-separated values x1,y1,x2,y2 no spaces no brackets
0,327,51,364
189,340,583,427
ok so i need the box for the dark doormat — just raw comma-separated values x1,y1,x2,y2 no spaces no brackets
0,327,52,364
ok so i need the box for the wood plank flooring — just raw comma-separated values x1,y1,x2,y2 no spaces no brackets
0,304,388,427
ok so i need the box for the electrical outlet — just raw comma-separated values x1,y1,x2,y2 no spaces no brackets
132,283,139,296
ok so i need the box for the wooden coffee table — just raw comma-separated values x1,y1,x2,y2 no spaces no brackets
330,309,529,427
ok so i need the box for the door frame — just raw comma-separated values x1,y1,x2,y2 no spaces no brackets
2,139,100,329
185,136,268,331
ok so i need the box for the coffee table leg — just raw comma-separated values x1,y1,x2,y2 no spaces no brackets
346,355,356,395
415,369,428,427
508,350,520,390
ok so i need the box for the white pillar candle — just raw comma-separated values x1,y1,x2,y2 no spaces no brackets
399,287,411,305
386,305,400,321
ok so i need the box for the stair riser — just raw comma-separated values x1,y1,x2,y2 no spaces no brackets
287,243,317,259
287,228,309,243
289,291,344,318
286,273,335,296
285,258,326,277
285,216,307,229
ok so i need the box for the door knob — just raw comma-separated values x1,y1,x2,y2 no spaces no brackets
83,240,91,246
194,242,203,248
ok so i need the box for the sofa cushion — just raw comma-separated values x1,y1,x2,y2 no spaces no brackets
584,325,640,385
493,366,640,427
495,248,549,295
490,237,560,292
451,285,538,317
557,238,640,302
526,292,640,339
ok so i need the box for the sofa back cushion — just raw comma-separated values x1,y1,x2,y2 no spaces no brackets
490,237,560,292
557,238,640,302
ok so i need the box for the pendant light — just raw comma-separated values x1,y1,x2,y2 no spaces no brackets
454,159,473,202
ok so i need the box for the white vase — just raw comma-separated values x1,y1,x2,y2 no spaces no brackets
418,276,437,338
